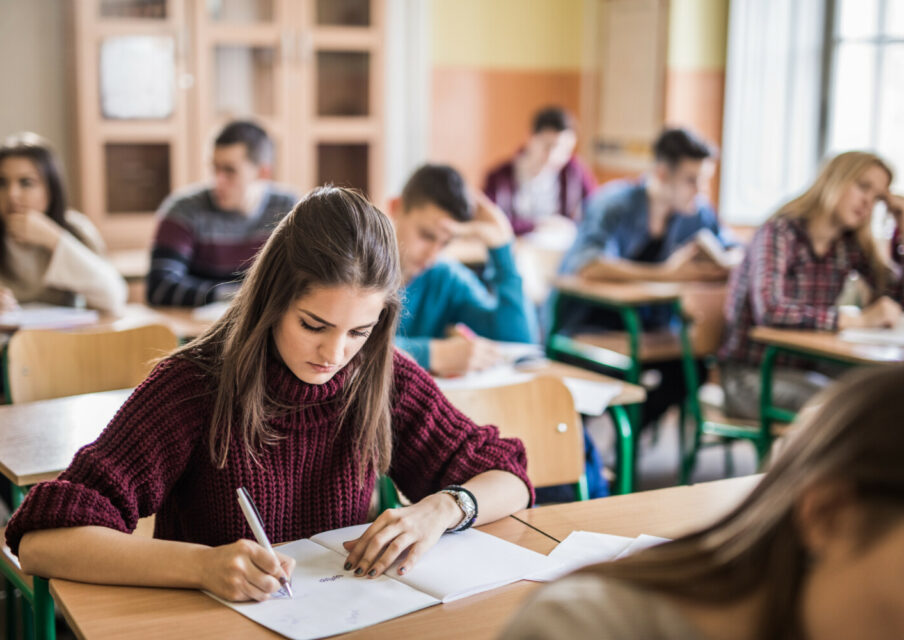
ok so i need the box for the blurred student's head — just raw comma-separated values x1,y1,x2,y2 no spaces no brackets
523,106,578,175
586,363,904,640
211,120,273,212
0,132,68,225
181,186,401,477
778,151,893,287
389,164,472,282
650,127,716,214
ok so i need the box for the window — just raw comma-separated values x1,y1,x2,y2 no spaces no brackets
825,0,904,184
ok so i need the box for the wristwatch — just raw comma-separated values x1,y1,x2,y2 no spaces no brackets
439,485,478,533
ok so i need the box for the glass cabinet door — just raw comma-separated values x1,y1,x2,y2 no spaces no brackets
316,51,370,117
206,0,275,23
315,0,370,26
99,0,168,19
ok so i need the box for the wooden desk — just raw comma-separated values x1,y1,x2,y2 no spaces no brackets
50,477,759,640
515,475,761,542
50,517,553,640
517,359,646,407
751,326,904,443
109,249,150,282
0,388,130,491
750,326,904,366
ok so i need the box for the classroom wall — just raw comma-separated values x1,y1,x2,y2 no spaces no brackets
0,0,74,199
665,0,729,205
429,0,587,188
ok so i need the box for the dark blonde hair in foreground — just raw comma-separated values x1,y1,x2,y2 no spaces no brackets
774,151,893,289
172,186,401,476
586,363,904,640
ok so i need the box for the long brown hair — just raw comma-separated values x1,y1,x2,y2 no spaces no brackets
586,364,904,639
172,186,401,476
774,151,893,289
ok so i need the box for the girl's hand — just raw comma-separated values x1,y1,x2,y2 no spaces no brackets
342,493,462,578
198,539,296,602
0,287,19,312
5,210,62,250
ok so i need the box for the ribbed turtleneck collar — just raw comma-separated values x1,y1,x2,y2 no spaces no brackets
265,352,350,406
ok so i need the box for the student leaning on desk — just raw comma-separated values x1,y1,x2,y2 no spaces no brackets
501,364,904,640
0,132,127,314
390,164,538,378
718,151,904,420
6,187,532,602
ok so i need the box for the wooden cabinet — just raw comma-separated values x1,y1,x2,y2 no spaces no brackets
69,0,385,250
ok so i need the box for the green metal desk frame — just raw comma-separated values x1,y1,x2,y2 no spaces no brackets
546,290,698,495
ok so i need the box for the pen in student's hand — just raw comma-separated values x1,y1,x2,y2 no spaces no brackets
454,323,477,341
236,487,294,599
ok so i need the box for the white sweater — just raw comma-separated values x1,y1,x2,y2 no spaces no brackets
1,210,127,313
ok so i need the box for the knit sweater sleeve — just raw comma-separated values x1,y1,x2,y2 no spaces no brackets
387,351,534,505
5,357,212,556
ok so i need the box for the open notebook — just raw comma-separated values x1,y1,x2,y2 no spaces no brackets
208,523,557,640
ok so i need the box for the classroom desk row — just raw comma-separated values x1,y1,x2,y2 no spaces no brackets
46,476,761,640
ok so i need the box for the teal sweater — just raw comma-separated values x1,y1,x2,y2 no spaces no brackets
396,243,538,368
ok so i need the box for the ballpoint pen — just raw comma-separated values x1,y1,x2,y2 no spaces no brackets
236,486,294,599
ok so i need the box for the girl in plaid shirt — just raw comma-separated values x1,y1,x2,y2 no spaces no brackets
718,152,904,420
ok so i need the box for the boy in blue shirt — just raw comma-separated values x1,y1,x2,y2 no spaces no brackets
389,164,537,377
557,128,739,429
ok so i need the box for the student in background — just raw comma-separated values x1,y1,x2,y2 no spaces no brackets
501,364,904,640
719,151,903,420
390,164,538,377
8,187,531,601
483,106,596,237
0,132,127,313
147,120,297,307
556,127,737,429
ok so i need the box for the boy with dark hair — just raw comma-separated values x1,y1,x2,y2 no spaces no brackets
556,127,739,429
484,106,596,236
147,120,296,307
389,164,537,377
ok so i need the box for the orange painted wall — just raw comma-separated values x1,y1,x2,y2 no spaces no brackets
665,67,726,204
430,68,583,187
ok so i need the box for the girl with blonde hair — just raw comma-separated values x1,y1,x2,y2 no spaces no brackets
717,151,903,419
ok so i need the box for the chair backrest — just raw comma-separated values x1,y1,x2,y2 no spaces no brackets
6,323,179,403
442,376,583,488
682,283,729,357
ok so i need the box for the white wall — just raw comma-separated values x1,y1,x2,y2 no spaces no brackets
0,0,74,196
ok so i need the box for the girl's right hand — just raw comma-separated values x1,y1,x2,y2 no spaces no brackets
860,296,903,329
198,539,295,602
0,287,19,312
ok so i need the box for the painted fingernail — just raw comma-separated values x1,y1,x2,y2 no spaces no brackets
398,567,407,575
368,569,376,577
344,562,352,570
354,567,363,576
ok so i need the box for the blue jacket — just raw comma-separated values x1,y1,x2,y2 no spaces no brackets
556,180,734,332
396,243,538,368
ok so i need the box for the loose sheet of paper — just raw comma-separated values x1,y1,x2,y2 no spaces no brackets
312,524,558,602
840,319,904,347
528,531,671,582
207,538,438,640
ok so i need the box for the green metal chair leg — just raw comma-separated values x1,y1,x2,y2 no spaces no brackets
34,577,55,640
609,405,635,494
6,579,16,640
573,474,589,502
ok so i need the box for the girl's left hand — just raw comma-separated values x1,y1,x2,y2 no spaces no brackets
5,210,62,250
342,492,462,578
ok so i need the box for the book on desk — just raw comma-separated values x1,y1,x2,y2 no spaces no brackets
0,304,100,332
208,523,556,640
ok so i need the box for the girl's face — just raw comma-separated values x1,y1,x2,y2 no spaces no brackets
0,156,49,220
803,512,904,640
272,285,387,385
833,164,890,230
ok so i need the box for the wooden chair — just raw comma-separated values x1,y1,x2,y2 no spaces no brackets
2,323,176,640
5,323,178,403
442,376,587,500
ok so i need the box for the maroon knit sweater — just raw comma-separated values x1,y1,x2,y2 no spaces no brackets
6,351,532,555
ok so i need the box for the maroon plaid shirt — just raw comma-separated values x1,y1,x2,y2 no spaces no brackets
719,216,903,367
